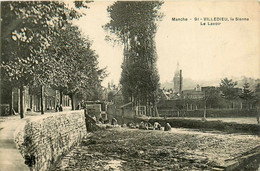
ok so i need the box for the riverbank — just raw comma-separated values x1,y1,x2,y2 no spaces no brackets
147,117,260,136
51,127,260,171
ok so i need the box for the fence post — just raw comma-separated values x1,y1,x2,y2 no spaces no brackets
257,107,259,125
203,106,207,119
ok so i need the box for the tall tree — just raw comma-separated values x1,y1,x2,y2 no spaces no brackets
104,1,163,116
254,83,260,109
255,83,260,94
219,78,239,100
239,82,255,109
204,87,222,108
0,1,92,117
46,23,106,110
219,78,239,108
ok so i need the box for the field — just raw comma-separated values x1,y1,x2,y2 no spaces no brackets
52,127,260,171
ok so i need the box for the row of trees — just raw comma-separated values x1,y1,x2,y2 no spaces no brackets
104,1,164,116
204,78,260,109
1,1,106,118
164,78,260,114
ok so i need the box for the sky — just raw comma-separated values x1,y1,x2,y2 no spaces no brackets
73,1,259,87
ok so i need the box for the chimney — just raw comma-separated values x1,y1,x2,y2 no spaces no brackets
179,69,182,93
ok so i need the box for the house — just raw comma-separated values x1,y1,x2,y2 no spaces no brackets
182,90,204,99
111,88,124,108
158,89,170,100
0,86,71,116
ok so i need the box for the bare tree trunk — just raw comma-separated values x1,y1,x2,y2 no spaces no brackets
146,99,149,116
9,87,13,115
71,94,74,110
18,88,20,114
203,99,207,119
203,105,207,119
40,86,44,115
60,90,63,105
20,86,24,119
154,103,159,117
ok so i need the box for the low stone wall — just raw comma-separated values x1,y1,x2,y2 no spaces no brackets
14,111,86,171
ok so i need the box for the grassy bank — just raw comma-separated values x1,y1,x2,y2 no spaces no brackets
147,117,260,135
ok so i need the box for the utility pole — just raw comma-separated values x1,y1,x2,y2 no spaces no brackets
203,91,207,120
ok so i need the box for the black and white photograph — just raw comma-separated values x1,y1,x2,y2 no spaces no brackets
0,1,259,170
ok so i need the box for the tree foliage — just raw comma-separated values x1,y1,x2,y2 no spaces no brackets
255,83,260,94
254,83,260,107
43,23,106,100
204,87,223,108
1,1,81,87
238,82,256,109
239,82,255,101
1,1,106,116
104,1,163,115
219,78,239,100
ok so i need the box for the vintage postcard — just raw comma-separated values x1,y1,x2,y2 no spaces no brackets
0,1,259,171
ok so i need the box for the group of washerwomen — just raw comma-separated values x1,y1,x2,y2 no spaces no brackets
126,121,172,131
93,116,172,131
109,119,172,131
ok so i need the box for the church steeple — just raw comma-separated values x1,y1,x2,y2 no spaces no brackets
174,61,180,76
173,62,183,93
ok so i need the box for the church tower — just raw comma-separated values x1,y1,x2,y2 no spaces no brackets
173,62,183,93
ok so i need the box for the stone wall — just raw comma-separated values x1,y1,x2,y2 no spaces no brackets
14,111,86,171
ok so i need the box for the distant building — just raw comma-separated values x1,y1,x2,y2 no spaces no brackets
182,90,204,99
0,86,71,116
106,87,124,108
158,89,170,100
201,86,217,92
170,64,205,100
